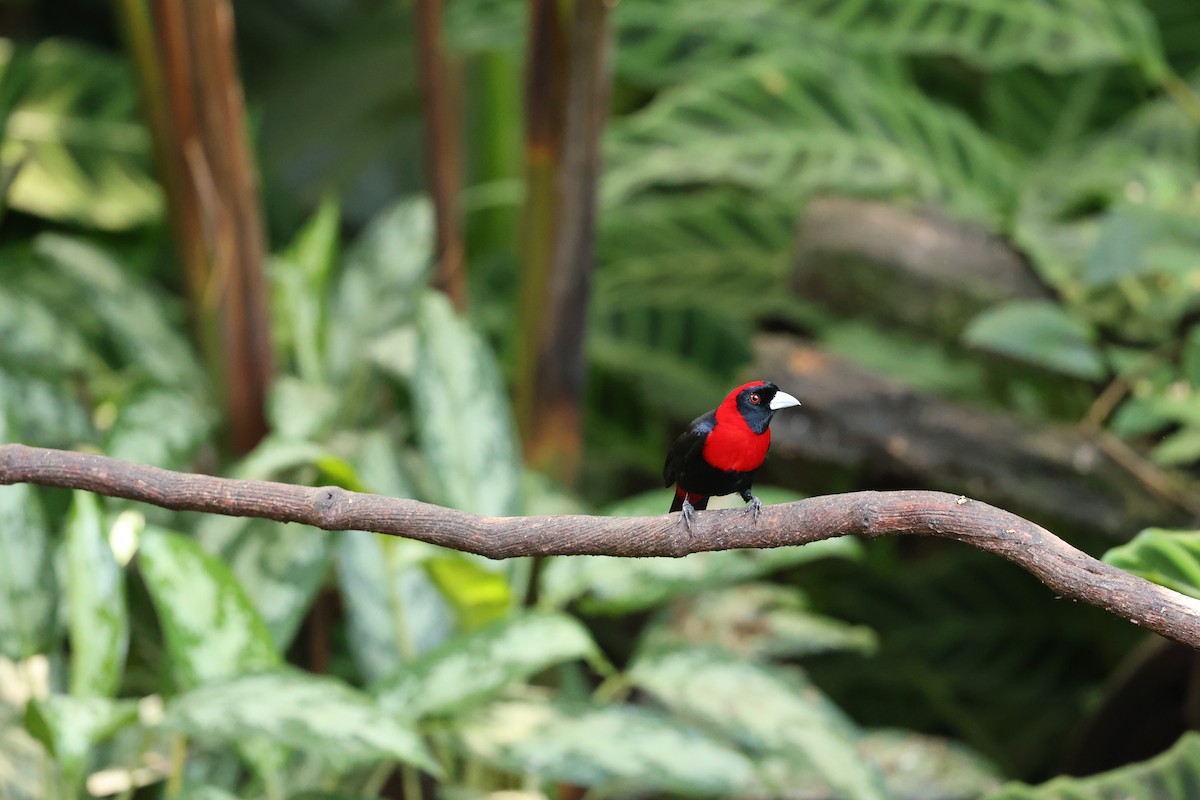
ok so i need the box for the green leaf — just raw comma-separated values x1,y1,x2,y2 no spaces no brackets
193,515,333,652
228,435,333,484
321,429,424,697
196,445,338,650
805,545,1129,776
326,198,433,379
0,272,96,376
177,787,241,800
0,159,19,224
1082,206,1150,286
1151,427,1200,467
0,408,56,659
444,0,523,53
0,369,92,449
34,235,204,389
413,290,521,516
988,731,1200,799
1103,528,1200,600
0,40,161,228
1013,90,1200,327
23,695,139,796
336,533,457,681
640,583,878,659
1183,326,1200,387
365,325,418,382
163,669,439,775
350,427,419,499
863,729,1001,800
0,712,48,800
0,269,96,448
266,376,341,441
105,388,215,470
424,555,513,629
272,195,341,382
65,492,128,697
456,699,760,797
963,300,1106,380
629,646,886,800
375,611,601,718
136,527,280,689
284,194,342,286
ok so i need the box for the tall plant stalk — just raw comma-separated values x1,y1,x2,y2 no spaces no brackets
114,0,274,455
514,0,613,481
415,0,468,311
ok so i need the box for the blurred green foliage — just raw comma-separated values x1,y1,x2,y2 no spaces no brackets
0,0,1198,798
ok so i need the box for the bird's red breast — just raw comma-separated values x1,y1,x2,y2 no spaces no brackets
701,381,771,472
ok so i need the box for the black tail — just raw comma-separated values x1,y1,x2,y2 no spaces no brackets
670,491,710,513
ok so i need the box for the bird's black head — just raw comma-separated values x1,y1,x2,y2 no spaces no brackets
730,381,801,434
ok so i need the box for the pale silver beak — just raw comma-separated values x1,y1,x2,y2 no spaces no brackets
769,390,801,411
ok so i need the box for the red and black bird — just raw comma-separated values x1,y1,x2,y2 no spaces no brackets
664,381,801,530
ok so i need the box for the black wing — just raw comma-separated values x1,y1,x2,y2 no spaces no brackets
663,411,716,487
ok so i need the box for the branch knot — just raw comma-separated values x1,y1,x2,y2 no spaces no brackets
314,486,344,518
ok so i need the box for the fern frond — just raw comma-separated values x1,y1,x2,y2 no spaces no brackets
589,304,754,414
614,0,802,87
1145,0,1200,76
595,189,792,314
603,51,1019,223
612,0,1168,89
801,0,1168,77
984,69,1110,156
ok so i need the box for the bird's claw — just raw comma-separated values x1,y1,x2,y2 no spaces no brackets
746,495,762,523
681,497,697,534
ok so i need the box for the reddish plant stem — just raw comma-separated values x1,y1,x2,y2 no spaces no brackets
149,0,273,454
515,0,613,481
414,0,468,311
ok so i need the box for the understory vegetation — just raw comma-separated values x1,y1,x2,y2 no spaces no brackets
1,0,1200,798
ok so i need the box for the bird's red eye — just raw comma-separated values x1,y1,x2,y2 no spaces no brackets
749,393,761,405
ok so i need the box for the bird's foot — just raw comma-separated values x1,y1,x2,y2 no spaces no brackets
745,495,762,524
681,497,697,534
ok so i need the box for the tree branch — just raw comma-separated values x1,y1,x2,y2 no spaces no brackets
3,443,1199,649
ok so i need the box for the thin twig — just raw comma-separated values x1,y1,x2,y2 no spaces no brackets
3,443,1200,649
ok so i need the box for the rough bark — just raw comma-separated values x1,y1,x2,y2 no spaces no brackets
792,197,1050,342
3,443,1200,650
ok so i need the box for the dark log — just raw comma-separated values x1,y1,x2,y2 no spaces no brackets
756,335,1199,539
792,197,1049,342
